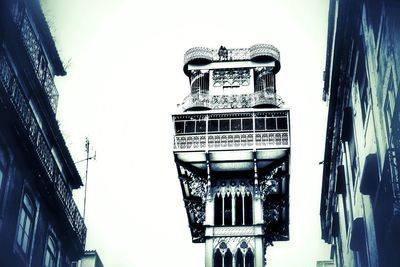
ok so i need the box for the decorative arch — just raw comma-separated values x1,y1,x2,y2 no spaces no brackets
235,241,254,267
214,241,234,267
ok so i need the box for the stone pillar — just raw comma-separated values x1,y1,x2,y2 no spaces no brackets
205,237,213,267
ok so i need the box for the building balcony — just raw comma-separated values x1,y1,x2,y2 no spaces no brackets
173,109,289,152
13,4,59,113
0,50,86,250
173,109,290,173
180,91,284,111
174,131,289,151
386,148,400,216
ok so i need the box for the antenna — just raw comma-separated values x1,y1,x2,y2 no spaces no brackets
80,138,96,219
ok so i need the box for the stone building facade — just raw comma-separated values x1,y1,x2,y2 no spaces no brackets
320,0,400,266
0,0,86,266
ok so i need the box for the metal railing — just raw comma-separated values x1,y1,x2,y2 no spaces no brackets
13,6,59,113
0,51,86,248
388,148,400,215
173,109,290,151
174,131,289,151
183,44,280,64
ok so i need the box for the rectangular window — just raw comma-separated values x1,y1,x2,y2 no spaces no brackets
219,120,229,132
208,120,219,132
174,121,184,134
277,117,288,130
195,120,206,133
242,119,253,131
255,118,265,131
184,121,195,133
231,119,241,131
266,118,276,130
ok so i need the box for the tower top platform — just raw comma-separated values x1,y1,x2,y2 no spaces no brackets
183,44,281,75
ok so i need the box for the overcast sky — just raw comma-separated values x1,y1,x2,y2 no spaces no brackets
40,0,331,266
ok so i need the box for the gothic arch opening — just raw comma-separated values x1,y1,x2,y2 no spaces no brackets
215,194,223,226
235,194,243,225
235,249,244,267
214,249,223,267
244,193,253,225
224,194,232,226
224,249,233,267
245,249,254,267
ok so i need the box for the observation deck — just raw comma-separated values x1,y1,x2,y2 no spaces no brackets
183,44,281,75
173,108,290,174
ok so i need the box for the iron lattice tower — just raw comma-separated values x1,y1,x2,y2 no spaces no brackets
172,44,291,267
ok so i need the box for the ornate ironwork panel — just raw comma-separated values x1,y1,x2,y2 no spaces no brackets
174,131,288,151
184,47,213,64
212,69,251,87
388,149,400,215
191,227,205,243
180,165,207,201
181,91,284,110
184,45,280,65
15,5,59,112
185,200,206,224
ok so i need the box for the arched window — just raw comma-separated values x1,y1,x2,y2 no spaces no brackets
214,194,223,226
214,248,223,267
224,194,232,226
16,193,36,255
44,234,58,267
235,194,243,225
244,193,253,225
245,249,254,267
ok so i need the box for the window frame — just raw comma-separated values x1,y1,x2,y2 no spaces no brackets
0,138,11,213
44,231,59,267
16,191,36,257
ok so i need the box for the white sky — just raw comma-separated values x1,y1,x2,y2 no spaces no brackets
40,0,331,266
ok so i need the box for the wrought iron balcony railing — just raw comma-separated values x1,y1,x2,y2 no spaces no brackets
173,110,290,152
13,5,59,113
183,44,280,65
174,132,289,151
387,148,400,215
0,51,86,248
181,91,283,111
